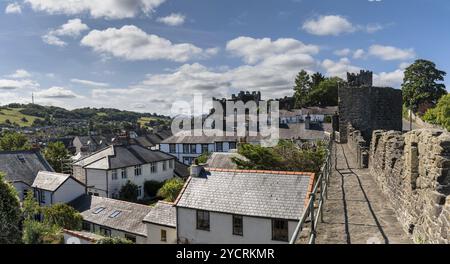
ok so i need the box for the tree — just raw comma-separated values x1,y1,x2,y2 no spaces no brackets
311,72,326,89
22,220,63,244
423,94,450,131
43,141,70,173
0,172,22,244
96,236,133,244
233,144,284,170
306,77,342,107
293,70,311,108
119,181,139,202
42,203,82,230
402,59,447,113
0,131,30,151
23,191,41,221
157,178,185,202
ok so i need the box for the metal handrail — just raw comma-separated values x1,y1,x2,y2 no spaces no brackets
289,139,333,244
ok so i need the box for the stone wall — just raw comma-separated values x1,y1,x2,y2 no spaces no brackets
369,129,450,243
347,124,369,168
339,85,402,143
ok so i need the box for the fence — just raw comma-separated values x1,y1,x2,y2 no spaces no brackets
289,138,333,244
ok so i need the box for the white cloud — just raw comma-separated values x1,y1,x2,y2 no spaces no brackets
81,25,216,62
373,69,404,87
0,79,40,90
302,15,356,36
6,69,32,79
369,45,416,61
321,58,361,78
43,19,89,47
25,0,166,19
71,78,109,87
353,49,365,59
5,3,22,14
334,48,351,57
35,86,79,98
366,23,383,33
157,13,186,26
226,36,319,64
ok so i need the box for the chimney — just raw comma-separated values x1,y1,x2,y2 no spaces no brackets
305,114,311,130
190,159,205,178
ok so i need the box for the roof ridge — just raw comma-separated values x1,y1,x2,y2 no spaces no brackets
206,167,314,176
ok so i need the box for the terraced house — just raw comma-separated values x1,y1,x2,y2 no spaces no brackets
72,143,176,199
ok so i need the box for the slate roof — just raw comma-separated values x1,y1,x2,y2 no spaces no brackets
143,201,176,227
176,168,314,221
69,195,152,237
0,150,54,186
174,160,190,178
205,152,248,169
73,144,174,170
32,171,84,192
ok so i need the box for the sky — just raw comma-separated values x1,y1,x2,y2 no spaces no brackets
0,0,449,115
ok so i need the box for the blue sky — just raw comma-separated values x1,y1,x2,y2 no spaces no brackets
0,0,449,114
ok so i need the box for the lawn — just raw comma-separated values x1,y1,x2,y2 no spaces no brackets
0,108,42,127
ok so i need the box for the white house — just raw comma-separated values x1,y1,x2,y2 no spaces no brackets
72,144,176,199
175,167,314,244
32,171,86,206
69,195,153,244
280,107,338,124
0,150,54,201
143,201,177,244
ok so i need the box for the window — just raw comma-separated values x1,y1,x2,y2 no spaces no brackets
93,207,105,214
121,168,127,179
150,162,157,173
272,219,288,242
125,234,136,243
183,144,190,154
196,210,210,231
169,144,176,153
169,159,174,169
111,170,118,180
109,210,121,218
39,191,45,203
161,230,167,242
134,165,142,176
190,144,197,154
82,221,91,231
229,142,237,150
137,186,142,197
201,144,209,153
100,227,111,237
215,142,223,152
163,161,167,171
183,157,194,165
232,215,243,236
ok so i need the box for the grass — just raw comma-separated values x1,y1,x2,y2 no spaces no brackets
0,108,42,127
138,116,169,128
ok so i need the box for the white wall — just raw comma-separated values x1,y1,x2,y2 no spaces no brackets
87,223,147,244
34,189,52,207
177,208,298,244
160,142,237,164
53,178,85,204
146,223,177,244
86,169,108,197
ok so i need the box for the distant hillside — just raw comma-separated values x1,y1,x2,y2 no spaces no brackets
0,103,170,128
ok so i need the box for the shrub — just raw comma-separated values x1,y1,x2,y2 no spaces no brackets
0,172,22,244
157,178,185,202
96,237,133,244
144,180,163,198
119,181,139,202
22,220,63,244
42,203,83,230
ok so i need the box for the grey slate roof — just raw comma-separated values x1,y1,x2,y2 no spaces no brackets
32,171,72,191
161,130,261,144
0,150,54,186
73,144,174,170
174,160,190,178
69,195,152,237
205,152,248,169
143,201,176,227
176,169,313,221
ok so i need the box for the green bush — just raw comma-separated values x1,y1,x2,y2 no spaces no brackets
119,181,139,202
157,178,185,202
0,172,22,244
42,203,83,230
22,220,63,244
96,237,133,244
423,94,450,131
144,180,163,197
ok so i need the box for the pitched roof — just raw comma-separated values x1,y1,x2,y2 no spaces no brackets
0,150,54,186
32,171,84,192
69,195,152,237
143,201,176,227
205,152,247,169
73,144,174,170
176,168,314,221
174,160,190,178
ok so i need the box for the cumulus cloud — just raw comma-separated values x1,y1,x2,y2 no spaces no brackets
373,69,404,87
321,58,361,78
25,0,166,19
0,79,39,90
157,13,186,26
334,49,351,57
71,78,109,87
35,86,79,98
353,49,366,59
369,45,416,61
6,69,32,79
5,3,22,14
302,15,356,36
43,19,89,46
226,36,319,64
81,25,216,62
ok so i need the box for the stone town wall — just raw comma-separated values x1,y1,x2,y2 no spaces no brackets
347,124,369,168
369,129,450,243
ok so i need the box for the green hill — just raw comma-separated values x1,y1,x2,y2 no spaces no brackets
0,108,43,127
